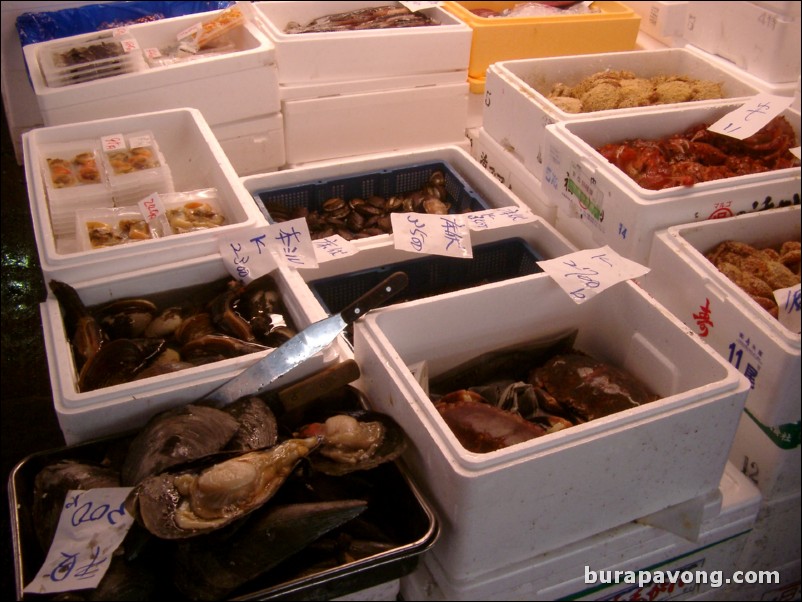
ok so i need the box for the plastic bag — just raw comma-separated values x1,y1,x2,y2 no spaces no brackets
16,1,234,47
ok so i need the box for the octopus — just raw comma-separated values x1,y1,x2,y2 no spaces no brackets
705,239,801,319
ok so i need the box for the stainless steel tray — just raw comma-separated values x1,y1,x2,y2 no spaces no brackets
9,386,438,601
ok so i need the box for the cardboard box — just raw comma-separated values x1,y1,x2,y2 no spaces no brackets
354,272,750,581
642,206,801,426
541,103,801,263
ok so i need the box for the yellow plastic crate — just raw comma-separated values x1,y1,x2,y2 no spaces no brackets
444,1,641,87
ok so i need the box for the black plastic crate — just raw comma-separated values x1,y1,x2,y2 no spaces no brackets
309,237,544,316
251,161,489,227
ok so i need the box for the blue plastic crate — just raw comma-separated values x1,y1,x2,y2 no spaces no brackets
309,237,544,317
251,161,490,238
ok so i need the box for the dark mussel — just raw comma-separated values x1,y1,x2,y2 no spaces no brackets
173,499,368,601
295,410,407,476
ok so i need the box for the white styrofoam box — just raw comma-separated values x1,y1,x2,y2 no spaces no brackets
332,579,400,601
624,1,688,47
22,6,280,128
541,102,801,264
729,408,801,502
482,48,765,182
738,485,801,574
242,144,530,252
683,1,801,84
641,206,801,426
24,107,266,281
401,462,761,601
211,111,286,176
247,1,472,85
281,80,469,166
353,271,751,582
470,126,557,225
40,253,347,445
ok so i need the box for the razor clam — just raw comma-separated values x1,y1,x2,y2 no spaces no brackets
295,410,406,476
120,404,240,487
173,499,367,601
125,436,321,539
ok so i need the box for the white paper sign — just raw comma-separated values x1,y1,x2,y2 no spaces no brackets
137,192,170,233
312,235,360,264
218,226,280,284
464,206,537,231
707,94,794,140
100,133,126,153
266,218,318,269
537,246,650,304
391,212,472,258
774,283,801,332
24,488,134,595
400,1,441,11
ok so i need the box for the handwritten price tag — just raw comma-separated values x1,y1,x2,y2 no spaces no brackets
707,94,793,140
465,205,537,231
391,212,472,258
774,283,801,332
313,235,360,263
100,133,126,153
265,218,318,269
24,488,134,595
137,192,169,232
537,246,650,304
218,226,280,284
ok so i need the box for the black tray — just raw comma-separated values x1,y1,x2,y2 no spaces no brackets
9,387,438,601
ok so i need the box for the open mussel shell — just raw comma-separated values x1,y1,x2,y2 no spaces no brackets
125,436,321,540
173,499,368,601
295,410,407,476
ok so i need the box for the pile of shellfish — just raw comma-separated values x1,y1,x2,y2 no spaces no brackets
50,272,298,393
429,332,659,453
27,387,415,600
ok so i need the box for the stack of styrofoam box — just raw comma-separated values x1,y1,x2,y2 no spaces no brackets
622,1,689,48
351,256,750,594
246,1,472,167
401,462,761,601
639,206,801,599
682,1,801,89
21,4,284,176
540,102,801,264
24,107,266,281
40,253,347,445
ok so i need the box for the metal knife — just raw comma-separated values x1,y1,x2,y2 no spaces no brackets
201,271,409,407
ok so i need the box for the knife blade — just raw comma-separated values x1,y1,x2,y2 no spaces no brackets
201,271,408,407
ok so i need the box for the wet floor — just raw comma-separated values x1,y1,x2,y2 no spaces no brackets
1,99,66,597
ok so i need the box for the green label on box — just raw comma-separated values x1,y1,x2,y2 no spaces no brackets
745,409,801,450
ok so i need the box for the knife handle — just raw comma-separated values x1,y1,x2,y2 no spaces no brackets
278,358,361,414
340,271,409,325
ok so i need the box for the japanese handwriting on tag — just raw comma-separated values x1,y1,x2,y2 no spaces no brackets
218,226,280,284
266,218,318,269
24,488,134,595
707,94,793,140
391,212,473,258
537,246,650,304
464,206,537,231
775,283,801,333
312,235,360,263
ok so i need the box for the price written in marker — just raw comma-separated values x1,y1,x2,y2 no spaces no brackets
707,93,794,140
774,283,801,333
537,246,650,304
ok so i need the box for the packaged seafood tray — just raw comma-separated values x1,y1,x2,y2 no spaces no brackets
40,252,350,445
641,206,801,427
482,48,764,182
400,462,761,601
22,6,280,129
682,0,801,84
9,386,438,601
540,102,801,263
729,402,801,502
441,1,641,92
353,271,751,582
247,1,472,85
37,31,147,88
470,126,558,224
279,72,469,166
24,107,266,282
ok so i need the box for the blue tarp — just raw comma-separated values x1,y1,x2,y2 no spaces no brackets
16,1,234,46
